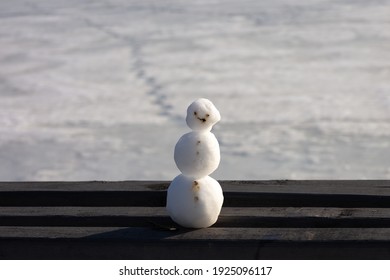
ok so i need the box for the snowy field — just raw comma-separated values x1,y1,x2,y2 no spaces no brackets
0,0,389,181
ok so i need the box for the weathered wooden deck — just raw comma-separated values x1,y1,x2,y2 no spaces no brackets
1,180,390,259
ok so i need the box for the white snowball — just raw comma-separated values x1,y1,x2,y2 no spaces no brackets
174,131,220,179
186,98,221,132
166,174,224,228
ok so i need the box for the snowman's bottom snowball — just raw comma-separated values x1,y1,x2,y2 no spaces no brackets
166,175,224,228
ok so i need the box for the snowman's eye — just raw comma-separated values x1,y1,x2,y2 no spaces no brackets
194,111,197,116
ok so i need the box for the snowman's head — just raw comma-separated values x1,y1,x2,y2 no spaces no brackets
186,98,221,131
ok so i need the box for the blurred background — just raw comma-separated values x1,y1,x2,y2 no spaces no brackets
0,0,389,181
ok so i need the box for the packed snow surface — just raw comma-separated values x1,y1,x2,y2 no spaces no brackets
0,0,389,180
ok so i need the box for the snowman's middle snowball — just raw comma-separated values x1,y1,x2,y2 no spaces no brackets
174,131,220,179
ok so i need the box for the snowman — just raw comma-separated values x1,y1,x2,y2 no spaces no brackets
166,98,224,228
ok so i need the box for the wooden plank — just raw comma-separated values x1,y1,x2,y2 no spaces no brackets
224,192,390,208
1,226,390,241
1,190,390,208
0,191,389,207
1,180,390,195
226,180,390,195
2,206,390,218
1,181,390,207
0,181,170,192
0,191,164,207
1,207,390,228
1,239,389,260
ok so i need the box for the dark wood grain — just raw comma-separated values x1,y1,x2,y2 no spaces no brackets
1,180,390,259
1,207,390,228
1,180,389,194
